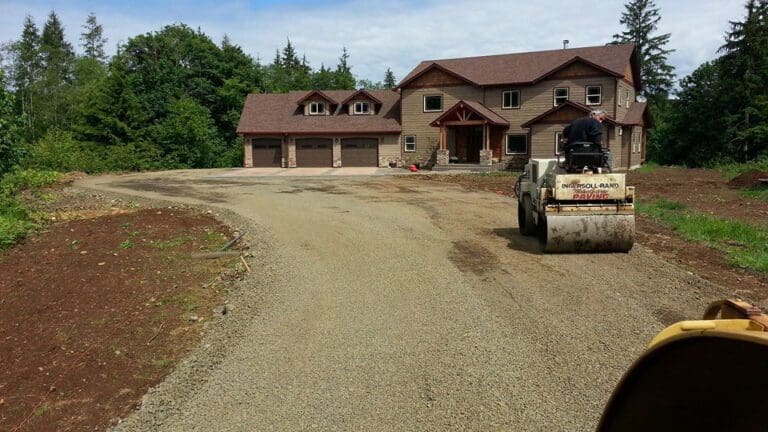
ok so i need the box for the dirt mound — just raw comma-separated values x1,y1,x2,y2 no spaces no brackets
728,170,768,188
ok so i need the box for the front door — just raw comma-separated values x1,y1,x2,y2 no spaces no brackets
466,126,483,163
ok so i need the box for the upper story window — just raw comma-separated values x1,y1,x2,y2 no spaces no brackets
624,88,631,108
586,86,602,105
423,95,443,112
505,134,527,155
502,90,521,109
353,101,371,114
554,87,569,106
309,102,326,115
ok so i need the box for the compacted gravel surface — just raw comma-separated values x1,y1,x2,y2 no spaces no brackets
76,169,729,431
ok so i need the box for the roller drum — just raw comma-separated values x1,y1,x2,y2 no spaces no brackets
542,214,635,253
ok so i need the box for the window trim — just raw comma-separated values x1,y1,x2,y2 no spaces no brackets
553,87,569,106
403,135,416,152
555,131,565,155
505,134,528,155
585,85,602,105
423,94,443,112
353,101,370,115
502,90,521,109
309,101,326,115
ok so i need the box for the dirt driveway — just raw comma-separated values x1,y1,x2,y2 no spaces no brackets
76,171,729,431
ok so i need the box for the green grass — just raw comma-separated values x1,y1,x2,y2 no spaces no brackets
635,162,661,174
638,198,768,272
714,157,768,180
148,235,193,250
0,170,61,249
742,187,768,201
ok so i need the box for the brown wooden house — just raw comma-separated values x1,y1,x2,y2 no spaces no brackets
237,44,651,170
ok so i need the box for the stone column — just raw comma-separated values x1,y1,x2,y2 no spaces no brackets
243,138,253,167
436,149,450,165
287,137,297,168
479,149,493,166
333,138,342,168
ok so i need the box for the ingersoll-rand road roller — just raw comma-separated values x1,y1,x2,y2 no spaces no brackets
514,142,635,252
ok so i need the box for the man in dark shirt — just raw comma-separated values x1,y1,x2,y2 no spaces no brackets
564,109,606,147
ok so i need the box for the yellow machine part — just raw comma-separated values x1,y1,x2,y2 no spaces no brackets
542,213,635,253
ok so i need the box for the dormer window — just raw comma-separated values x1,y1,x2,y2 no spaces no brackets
353,101,370,114
309,102,326,115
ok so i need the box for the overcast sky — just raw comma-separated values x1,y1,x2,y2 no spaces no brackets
0,0,748,85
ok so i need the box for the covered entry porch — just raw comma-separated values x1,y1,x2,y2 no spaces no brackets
430,100,510,166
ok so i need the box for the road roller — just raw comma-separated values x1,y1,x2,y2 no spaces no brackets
515,144,635,252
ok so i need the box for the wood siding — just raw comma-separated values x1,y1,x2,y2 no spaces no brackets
407,67,472,88
401,85,483,163
615,81,636,122
530,124,566,159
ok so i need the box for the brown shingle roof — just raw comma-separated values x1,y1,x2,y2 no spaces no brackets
399,44,637,88
237,90,402,135
621,102,648,126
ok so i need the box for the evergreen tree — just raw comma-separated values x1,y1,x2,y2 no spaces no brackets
6,15,43,140
39,11,75,131
333,47,356,90
718,0,768,160
613,0,675,99
383,67,396,89
312,64,334,89
80,13,107,62
0,70,25,173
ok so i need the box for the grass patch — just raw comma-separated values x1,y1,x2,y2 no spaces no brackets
635,162,660,174
0,170,61,249
742,186,768,201
638,198,768,272
148,235,193,250
714,157,768,180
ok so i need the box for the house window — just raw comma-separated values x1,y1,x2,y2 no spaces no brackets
555,131,565,155
624,89,630,108
505,134,527,155
404,135,416,152
502,90,520,109
632,130,641,153
309,102,326,115
586,86,602,105
618,127,623,136
423,95,443,112
554,87,569,106
353,101,370,114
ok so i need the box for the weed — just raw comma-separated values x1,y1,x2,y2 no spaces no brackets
33,403,50,417
714,157,768,180
151,358,172,369
119,239,134,249
69,239,80,250
742,186,768,202
635,162,660,174
148,235,193,250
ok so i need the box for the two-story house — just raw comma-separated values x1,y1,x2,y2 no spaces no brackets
237,44,651,170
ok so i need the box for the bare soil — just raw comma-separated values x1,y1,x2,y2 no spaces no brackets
403,166,768,299
0,188,240,432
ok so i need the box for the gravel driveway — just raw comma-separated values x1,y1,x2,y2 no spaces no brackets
77,169,728,431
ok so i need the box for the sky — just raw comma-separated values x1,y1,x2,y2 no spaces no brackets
0,0,749,85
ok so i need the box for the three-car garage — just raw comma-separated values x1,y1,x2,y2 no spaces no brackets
248,137,382,168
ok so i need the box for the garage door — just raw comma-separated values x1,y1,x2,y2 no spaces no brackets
341,138,378,167
295,138,332,167
252,138,282,167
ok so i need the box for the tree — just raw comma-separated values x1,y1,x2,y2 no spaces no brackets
333,47,356,90
717,0,768,160
356,79,384,90
613,0,675,100
6,15,43,140
0,71,25,174
80,13,108,62
39,11,75,131
383,67,396,89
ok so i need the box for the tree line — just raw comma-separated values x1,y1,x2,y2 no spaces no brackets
1,3,766,176
0,12,397,174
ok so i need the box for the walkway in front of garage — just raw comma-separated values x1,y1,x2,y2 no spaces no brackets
209,167,419,177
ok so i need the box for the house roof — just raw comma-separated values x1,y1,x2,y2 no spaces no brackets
398,44,637,89
237,90,402,135
621,102,649,126
295,90,338,105
429,100,510,127
339,89,383,105
520,100,620,128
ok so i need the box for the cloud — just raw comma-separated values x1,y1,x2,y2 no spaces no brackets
0,0,748,84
